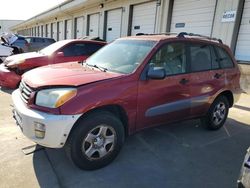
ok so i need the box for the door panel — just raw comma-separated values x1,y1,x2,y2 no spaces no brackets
66,19,72,39
131,2,157,35
75,17,84,39
106,8,122,42
137,42,191,130
88,13,100,37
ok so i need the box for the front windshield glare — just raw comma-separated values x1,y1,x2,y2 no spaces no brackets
86,39,156,74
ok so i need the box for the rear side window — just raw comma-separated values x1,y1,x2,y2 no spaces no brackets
46,39,56,43
150,42,187,76
34,38,45,43
62,43,87,56
86,43,104,55
216,47,234,68
190,44,212,72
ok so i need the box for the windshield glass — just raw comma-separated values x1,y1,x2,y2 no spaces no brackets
40,40,69,55
86,39,156,74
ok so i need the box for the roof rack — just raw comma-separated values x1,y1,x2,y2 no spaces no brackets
135,32,178,36
80,36,106,42
177,32,223,44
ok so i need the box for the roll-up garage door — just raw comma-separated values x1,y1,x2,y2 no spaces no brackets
37,26,40,36
75,16,84,39
170,0,216,36
88,13,100,37
106,8,122,42
65,19,72,39
131,1,157,36
46,24,51,38
52,22,57,40
58,21,63,41
235,0,250,61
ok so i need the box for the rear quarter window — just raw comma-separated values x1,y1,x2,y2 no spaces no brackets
215,47,234,69
86,43,105,55
46,39,56,43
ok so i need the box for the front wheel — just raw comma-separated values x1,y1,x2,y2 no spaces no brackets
202,96,229,130
65,111,125,170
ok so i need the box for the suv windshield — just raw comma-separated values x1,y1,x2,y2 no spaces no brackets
86,39,156,74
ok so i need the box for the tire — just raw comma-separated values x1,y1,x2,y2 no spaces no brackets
65,111,125,170
202,96,229,130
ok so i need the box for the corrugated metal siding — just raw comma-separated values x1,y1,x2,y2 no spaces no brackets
131,1,157,36
235,0,250,61
106,8,123,42
170,0,216,36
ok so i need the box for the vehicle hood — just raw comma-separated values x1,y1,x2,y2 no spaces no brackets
0,33,17,45
23,62,124,88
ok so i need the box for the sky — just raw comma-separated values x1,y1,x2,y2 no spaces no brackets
0,0,66,20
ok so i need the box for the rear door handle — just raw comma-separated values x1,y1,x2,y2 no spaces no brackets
179,78,189,85
214,73,222,79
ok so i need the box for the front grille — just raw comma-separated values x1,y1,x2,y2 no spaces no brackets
19,81,33,104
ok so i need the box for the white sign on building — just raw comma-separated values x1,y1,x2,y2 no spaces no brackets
221,10,236,22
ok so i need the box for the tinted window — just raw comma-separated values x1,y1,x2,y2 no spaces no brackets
150,43,187,76
46,39,56,43
216,47,234,68
62,43,87,56
34,38,45,43
87,43,104,55
190,44,211,72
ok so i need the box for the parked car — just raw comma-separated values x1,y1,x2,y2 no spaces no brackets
12,35,29,52
25,36,56,52
237,147,250,188
0,39,106,88
0,33,24,63
12,32,241,170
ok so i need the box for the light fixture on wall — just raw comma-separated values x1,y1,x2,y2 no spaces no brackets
156,0,161,6
99,3,104,8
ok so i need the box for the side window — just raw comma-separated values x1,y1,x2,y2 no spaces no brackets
150,43,187,76
86,43,104,55
190,44,211,72
215,47,234,68
62,43,87,57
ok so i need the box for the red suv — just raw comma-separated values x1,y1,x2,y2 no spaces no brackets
0,39,106,89
12,33,241,170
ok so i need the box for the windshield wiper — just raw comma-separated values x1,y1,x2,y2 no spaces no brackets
86,63,108,72
78,60,86,65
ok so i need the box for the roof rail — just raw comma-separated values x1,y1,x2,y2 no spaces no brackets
135,32,178,36
177,32,223,44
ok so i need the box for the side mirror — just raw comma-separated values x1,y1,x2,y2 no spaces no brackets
147,67,166,80
56,51,64,57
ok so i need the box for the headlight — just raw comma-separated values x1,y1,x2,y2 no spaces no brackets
36,88,77,108
6,59,25,68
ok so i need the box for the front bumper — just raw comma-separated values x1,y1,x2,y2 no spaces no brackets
12,89,81,148
0,64,21,89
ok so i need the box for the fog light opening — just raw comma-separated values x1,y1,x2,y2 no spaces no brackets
34,122,46,139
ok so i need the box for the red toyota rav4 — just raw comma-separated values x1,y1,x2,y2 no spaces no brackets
0,39,106,89
12,33,241,170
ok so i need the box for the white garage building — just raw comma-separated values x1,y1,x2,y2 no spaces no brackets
11,0,250,91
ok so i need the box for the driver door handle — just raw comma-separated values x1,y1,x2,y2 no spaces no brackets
179,78,189,85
